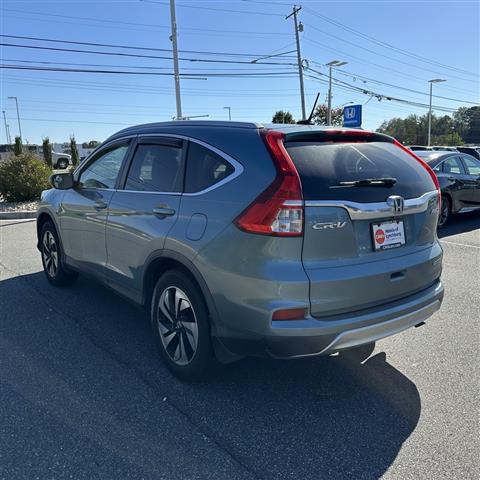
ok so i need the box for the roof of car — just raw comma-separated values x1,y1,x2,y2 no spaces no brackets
414,150,458,162
108,121,372,141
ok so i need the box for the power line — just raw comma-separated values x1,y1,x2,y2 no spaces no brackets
2,58,292,73
0,64,297,78
304,23,479,83
0,42,297,66
305,68,458,113
302,37,479,90
0,34,295,59
304,6,478,78
140,0,286,16
323,66,479,105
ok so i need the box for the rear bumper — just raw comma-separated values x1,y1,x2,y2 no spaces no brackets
217,279,444,359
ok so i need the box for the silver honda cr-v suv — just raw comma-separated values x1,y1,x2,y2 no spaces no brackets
37,121,444,379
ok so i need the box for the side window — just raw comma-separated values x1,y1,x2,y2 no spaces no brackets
185,142,235,193
462,156,480,176
79,144,129,189
441,156,465,175
125,143,183,192
432,162,442,172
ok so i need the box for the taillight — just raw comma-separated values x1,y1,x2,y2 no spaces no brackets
234,130,303,236
393,139,442,209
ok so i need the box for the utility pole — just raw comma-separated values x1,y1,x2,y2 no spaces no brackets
169,0,182,120
428,79,446,147
7,96,22,141
2,110,11,144
223,106,232,121
286,6,306,121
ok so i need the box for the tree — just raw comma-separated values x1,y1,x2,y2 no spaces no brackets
312,104,343,126
377,107,480,145
464,106,480,144
82,140,100,148
13,136,22,156
272,110,295,124
432,132,464,146
70,135,80,166
42,137,52,167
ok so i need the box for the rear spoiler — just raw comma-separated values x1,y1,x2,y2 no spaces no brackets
284,130,395,144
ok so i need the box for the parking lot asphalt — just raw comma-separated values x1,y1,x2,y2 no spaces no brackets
0,213,479,480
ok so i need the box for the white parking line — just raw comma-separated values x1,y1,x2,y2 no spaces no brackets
441,240,480,249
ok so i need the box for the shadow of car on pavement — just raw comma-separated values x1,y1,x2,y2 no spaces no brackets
1,271,422,479
438,210,480,238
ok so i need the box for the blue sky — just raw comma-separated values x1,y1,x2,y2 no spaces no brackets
1,0,479,144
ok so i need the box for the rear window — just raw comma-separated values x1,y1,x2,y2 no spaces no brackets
285,141,434,202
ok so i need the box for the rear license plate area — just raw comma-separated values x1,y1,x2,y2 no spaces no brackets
372,220,405,251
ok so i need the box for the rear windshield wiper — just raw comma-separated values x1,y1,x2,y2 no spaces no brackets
334,177,397,187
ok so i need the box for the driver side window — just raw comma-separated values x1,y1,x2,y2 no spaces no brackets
79,144,129,189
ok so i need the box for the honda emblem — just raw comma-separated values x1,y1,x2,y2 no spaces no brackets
387,195,405,214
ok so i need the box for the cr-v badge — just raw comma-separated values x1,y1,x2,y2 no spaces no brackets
312,221,347,230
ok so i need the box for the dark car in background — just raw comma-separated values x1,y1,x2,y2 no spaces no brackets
416,151,480,227
456,146,480,160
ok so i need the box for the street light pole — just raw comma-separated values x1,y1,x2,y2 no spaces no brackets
7,96,22,141
2,110,11,144
223,106,232,121
326,60,348,126
169,0,182,120
427,79,446,147
286,6,306,120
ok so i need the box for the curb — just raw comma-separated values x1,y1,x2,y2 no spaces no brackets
0,211,37,220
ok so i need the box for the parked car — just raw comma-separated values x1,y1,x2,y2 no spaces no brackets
409,145,433,151
456,146,480,160
409,146,458,152
415,150,480,227
37,122,444,380
52,151,72,169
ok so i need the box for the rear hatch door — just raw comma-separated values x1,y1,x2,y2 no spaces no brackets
284,131,441,318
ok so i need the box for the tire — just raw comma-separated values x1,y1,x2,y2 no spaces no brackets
438,195,451,228
40,221,78,286
151,270,214,381
57,159,68,169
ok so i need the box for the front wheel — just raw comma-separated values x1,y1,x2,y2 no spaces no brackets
151,270,214,381
438,195,451,228
40,222,78,286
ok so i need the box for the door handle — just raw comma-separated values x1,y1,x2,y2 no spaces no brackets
153,207,176,218
94,201,108,210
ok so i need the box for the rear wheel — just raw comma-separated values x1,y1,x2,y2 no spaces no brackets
438,195,451,228
57,159,68,169
40,222,78,286
151,270,214,381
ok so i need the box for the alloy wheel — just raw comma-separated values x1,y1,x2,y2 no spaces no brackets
157,287,199,366
42,230,58,277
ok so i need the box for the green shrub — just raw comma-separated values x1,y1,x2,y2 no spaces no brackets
0,152,51,202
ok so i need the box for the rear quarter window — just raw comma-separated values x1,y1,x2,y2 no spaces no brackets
185,142,234,193
285,141,435,202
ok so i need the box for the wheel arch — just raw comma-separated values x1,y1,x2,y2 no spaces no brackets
36,210,60,249
441,191,454,213
142,250,220,332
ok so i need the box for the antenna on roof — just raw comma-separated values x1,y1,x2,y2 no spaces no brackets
297,92,320,125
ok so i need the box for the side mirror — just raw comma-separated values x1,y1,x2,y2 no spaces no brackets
50,172,75,190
